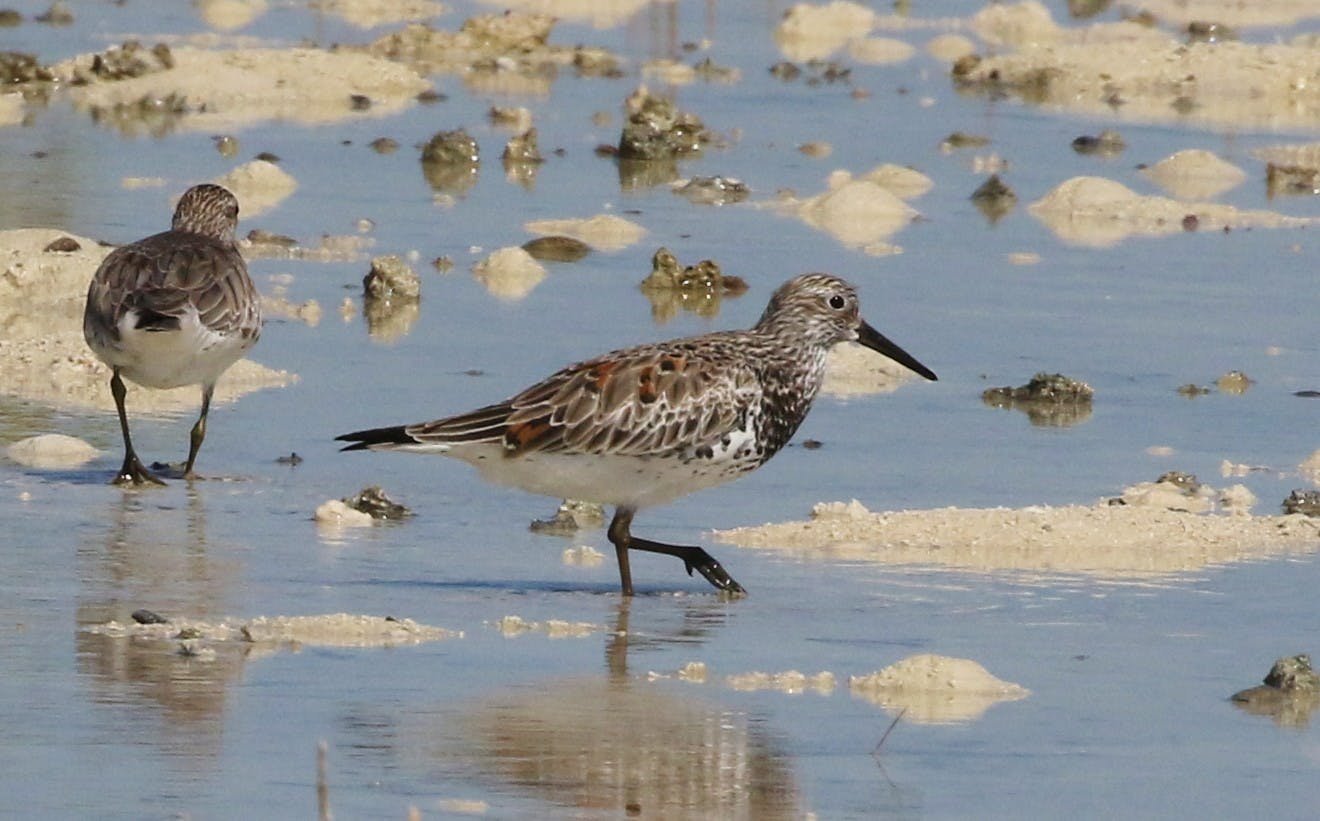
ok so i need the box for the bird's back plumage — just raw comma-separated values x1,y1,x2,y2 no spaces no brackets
83,185,261,390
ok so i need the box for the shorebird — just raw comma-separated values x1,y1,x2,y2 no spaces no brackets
83,183,262,485
337,273,936,595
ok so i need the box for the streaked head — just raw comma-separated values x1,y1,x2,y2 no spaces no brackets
757,273,937,381
171,184,240,242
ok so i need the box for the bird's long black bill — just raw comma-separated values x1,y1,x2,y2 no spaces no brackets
857,320,938,381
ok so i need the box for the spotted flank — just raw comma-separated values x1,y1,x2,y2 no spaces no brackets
83,183,262,486
339,273,936,596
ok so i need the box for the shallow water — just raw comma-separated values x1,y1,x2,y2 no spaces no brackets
3,1,1320,818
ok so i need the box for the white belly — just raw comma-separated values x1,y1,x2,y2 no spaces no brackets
109,308,253,389
445,444,753,509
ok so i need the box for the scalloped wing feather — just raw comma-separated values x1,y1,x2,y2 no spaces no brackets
86,230,259,344
398,338,760,458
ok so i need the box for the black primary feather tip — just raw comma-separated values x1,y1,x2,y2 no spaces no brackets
336,425,414,451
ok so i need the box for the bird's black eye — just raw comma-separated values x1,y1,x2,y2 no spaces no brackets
828,295,846,310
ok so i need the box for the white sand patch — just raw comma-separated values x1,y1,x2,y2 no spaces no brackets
0,92,24,127
847,37,915,66
959,2,1320,132
0,228,292,414
859,163,933,200
477,0,650,30
5,434,100,469
121,176,168,189
53,46,429,132
714,497,1320,578
1140,150,1246,201
85,612,459,647
312,0,447,29
783,170,921,252
1300,449,1320,486
822,342,923,398
562,544,604,566
472,246,546,300
524,214,646,251
490,615,599,638
1132,0,1320,28
775,1,878,62
1253,142,1320,169
314,499,375,528
925,33,976,63
850,654,1029,724
196,0,269,31
213,159,297,217
1028,176,1313,248
678,661,707,683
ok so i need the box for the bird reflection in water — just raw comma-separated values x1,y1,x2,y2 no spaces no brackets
75,489,245,764
391,600,802,818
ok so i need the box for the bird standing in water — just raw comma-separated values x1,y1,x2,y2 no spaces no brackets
83,183,262,485
338,273,936,595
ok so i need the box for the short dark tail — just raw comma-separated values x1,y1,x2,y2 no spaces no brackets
336,425,416,451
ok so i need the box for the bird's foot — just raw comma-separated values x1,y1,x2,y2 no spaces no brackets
113,457,166,487
683,551,748,597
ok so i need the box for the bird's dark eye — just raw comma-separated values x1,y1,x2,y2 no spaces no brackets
828,295,846,310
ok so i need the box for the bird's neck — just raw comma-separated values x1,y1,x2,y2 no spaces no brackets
751,343,829,462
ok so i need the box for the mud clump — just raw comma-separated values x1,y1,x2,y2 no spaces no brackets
673,175,749,206
521,235,590,263
421,126,479,164
70,41,174,84
939,130,990,152
420,127,479,195
362,255,420,340
1109,472,1256,515
970,174,1016,223
529,499,606,535
769,60,851,85
1071,129,1125,157
363,12,620,82
1266,163,1320,197
616,86,715,161
501,127,543,163
342,486,412,520
363,255,420,300
982,372,1094,427
1215,370,1251,394
1231,654,1320,727
501,128,543,189
42,236,81,252
1282,490,1320,517
1,50,54,85
639,247,747,323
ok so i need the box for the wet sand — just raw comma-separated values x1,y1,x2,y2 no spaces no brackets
715,495,1320,578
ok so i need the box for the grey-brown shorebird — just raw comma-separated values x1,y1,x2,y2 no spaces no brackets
83,183,262,485
338,273,936,595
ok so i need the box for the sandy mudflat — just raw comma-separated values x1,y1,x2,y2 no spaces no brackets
85,612,459,648
0,227,291,415
715,497,1320,578
53,46,430,133
960,1,1320,132
850,654,1030,723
